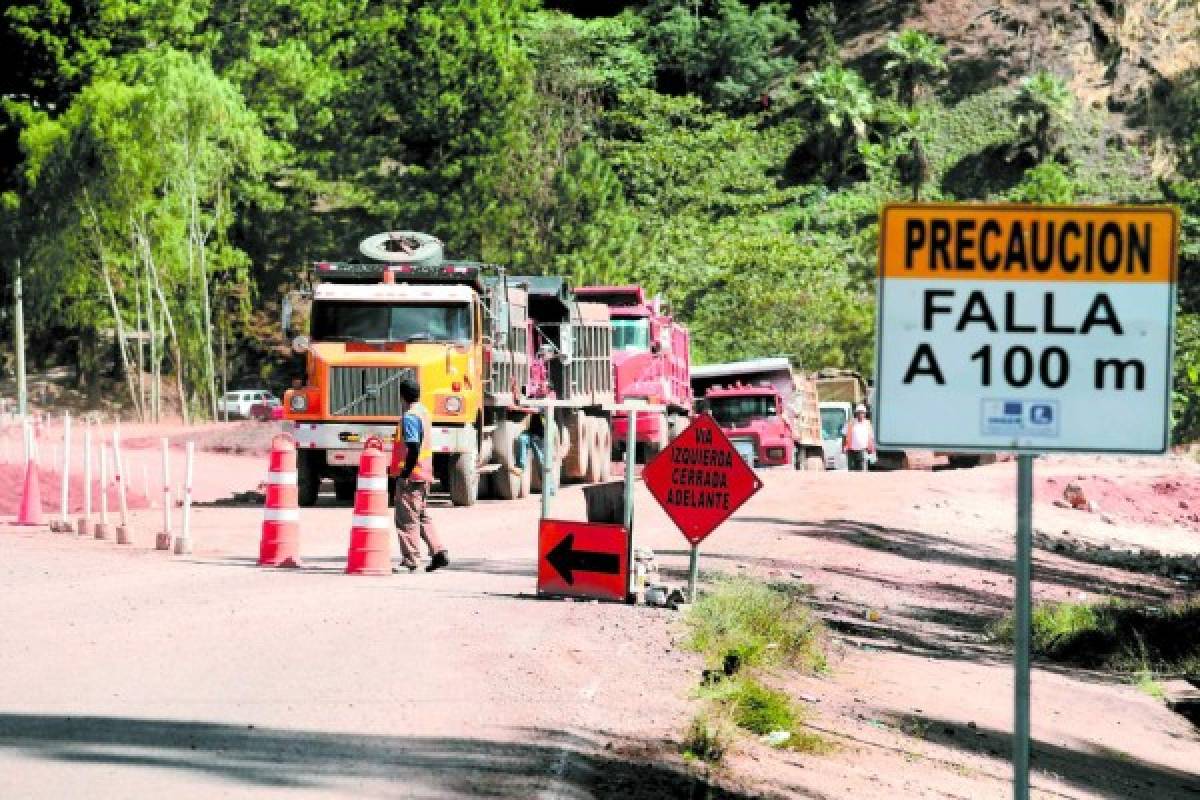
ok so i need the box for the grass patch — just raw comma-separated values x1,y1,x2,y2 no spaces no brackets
685,576,827,673
682,709,736,764
698,676,829,754
990,599,1200,675
1135,671,1166,701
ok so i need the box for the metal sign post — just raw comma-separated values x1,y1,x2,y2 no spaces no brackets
1014,454,1034,800
624,408,637,597
540,402,555,520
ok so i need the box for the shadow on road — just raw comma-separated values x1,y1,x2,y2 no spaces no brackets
736,517,1173,603
0,713,755,799
878,713,1200,800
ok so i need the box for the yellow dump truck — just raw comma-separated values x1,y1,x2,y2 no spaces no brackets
282,232,615,506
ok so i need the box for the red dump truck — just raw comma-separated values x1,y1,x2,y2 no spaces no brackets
572,286,692,461
691,358,825,469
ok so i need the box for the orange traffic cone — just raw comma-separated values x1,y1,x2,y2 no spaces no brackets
16,458,44,526
346,438,392,575
258,434,301,567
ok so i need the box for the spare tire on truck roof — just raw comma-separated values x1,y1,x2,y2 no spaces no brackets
358,231,444,266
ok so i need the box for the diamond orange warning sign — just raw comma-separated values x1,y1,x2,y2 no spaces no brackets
643,413,763,546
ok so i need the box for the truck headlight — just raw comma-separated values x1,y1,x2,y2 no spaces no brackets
443,396,463,413
289,393,309,412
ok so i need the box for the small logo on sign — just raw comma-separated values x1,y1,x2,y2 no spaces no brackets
981,399,1060,438
1030,404,1054,425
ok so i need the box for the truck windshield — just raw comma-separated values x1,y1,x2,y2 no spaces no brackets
709,396,775,428
611,318,650,351
311,302,472,343
821,407,847,440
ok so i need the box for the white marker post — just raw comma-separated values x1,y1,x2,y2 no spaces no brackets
175,442,195,555
157,437,172,550
96,443,111,539
625,408,638,599
112,429,132,544
540,402,556,520
78,424,92,536
57,412,73,532
874,204,1179,800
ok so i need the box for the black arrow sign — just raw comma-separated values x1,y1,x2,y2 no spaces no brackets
546,533,620,585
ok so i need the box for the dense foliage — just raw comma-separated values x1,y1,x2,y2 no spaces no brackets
1,0,1197,439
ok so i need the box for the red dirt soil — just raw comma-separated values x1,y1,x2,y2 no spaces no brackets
0,464,151,516
1038,473,1200,531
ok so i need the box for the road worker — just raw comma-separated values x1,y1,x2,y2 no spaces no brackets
391,377,449,572
841,404,875,472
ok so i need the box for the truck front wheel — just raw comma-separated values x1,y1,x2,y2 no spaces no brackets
448,452,479,507
297,450,320,507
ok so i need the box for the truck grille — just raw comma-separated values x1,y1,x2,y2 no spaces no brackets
731,437,757,467
329,367,415,418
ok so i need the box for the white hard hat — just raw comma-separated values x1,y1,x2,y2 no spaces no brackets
855,404,867,413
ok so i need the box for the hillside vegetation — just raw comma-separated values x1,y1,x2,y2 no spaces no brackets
1,0,1197,438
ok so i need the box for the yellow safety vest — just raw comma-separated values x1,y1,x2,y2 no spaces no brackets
394,401,435,483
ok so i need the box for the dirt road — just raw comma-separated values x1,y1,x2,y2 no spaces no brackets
0,424,1197,798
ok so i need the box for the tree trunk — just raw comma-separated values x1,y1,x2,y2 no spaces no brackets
139,230,189,426
84,199,142,421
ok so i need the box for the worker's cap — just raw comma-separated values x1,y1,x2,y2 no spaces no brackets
854,404,867,414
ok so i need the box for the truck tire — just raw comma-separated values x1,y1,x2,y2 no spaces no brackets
584,418,604,483
358,231,444,265
563,410,589,480
334,478,356,503
448,452,479,506
596,422,612,481
297,450,320,507
491,419,523,500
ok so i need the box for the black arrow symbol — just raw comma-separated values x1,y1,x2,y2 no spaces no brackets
546,533,620,585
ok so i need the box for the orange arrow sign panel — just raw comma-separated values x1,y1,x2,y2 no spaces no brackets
642,413,764,546
537,519,630,602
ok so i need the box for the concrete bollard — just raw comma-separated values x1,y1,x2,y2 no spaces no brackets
155,437,172,551
94,443,111,539
77,424,92,536
57,412,74,533
113,430,132,545
174,442,194,555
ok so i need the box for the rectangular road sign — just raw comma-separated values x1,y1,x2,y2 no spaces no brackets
875,204,1178,454
537,519,629,602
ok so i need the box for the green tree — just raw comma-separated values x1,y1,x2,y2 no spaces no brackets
643,0,798,111
1011,70,1075,164
804,2,839,68
799,64,875,185
883,29,948,109
1009,162,1076,203
11,49,268,420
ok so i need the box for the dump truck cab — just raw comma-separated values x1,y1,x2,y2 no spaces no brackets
691,358,825,470
284,259,489,505
572,285,692,461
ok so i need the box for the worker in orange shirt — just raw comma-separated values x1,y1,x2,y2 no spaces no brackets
841,404,875,472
